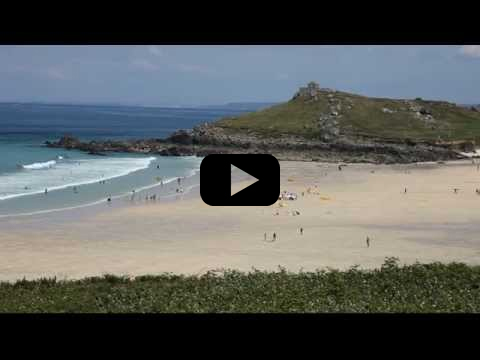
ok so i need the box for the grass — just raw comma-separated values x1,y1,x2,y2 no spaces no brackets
216,91,480,143
1,258,480,313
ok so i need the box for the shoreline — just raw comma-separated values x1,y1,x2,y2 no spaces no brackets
0,157,473,220
0,156,157,202
0,166,201,221
0,159,255,222
1,159,480,281
0,157,477,222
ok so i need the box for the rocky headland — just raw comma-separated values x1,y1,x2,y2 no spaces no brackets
45,123,474,164
45,82,479,164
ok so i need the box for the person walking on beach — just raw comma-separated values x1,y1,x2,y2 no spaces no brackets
44,188,48,194
273,232,277,242
404,187,407,194
300,227,304,235
366,236,370,248
454,188,459,194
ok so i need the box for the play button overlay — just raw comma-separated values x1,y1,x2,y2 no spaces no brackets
230,165,259,196
200,154,280,206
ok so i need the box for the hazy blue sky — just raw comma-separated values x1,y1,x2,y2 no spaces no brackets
0,45,479,106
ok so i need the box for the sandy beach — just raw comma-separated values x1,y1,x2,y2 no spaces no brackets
1,160,480,281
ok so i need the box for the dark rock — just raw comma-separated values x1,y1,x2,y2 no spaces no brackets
419,108,432,115
88,150,107,156
166,129,194,145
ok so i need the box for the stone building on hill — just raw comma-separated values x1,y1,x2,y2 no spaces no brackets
294,81,322,100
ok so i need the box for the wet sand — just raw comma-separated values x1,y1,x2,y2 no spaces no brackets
1,160,480,281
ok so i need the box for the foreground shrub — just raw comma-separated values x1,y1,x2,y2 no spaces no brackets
1,259,480,313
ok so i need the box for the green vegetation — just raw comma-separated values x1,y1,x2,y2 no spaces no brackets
2,259,480,313
216,91,480,143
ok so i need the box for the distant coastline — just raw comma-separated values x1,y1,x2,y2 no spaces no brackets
0,101,277,111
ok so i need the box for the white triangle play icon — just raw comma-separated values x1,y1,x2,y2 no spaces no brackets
231,164,259,196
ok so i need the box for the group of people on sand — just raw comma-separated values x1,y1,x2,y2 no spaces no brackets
129,189,158,202
263,228,372,249
263,228,304,243
42,164,190,205
176,176,185,194
264,232,278,242
125,175,187,204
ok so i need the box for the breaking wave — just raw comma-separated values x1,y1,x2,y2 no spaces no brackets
0,156,156,201
21,160,57,170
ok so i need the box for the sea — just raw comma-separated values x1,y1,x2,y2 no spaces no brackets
0,102,263,217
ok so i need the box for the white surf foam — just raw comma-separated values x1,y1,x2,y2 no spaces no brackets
0,166,200,219
0,156,156,201
21,160,57,170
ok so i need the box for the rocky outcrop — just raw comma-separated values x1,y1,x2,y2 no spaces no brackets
46,122,472,164
166,129,194,145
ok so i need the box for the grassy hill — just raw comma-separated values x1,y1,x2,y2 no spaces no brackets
216,87,480,144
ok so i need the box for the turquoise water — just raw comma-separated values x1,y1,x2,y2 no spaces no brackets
0,134,203,217
0,103,264,216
